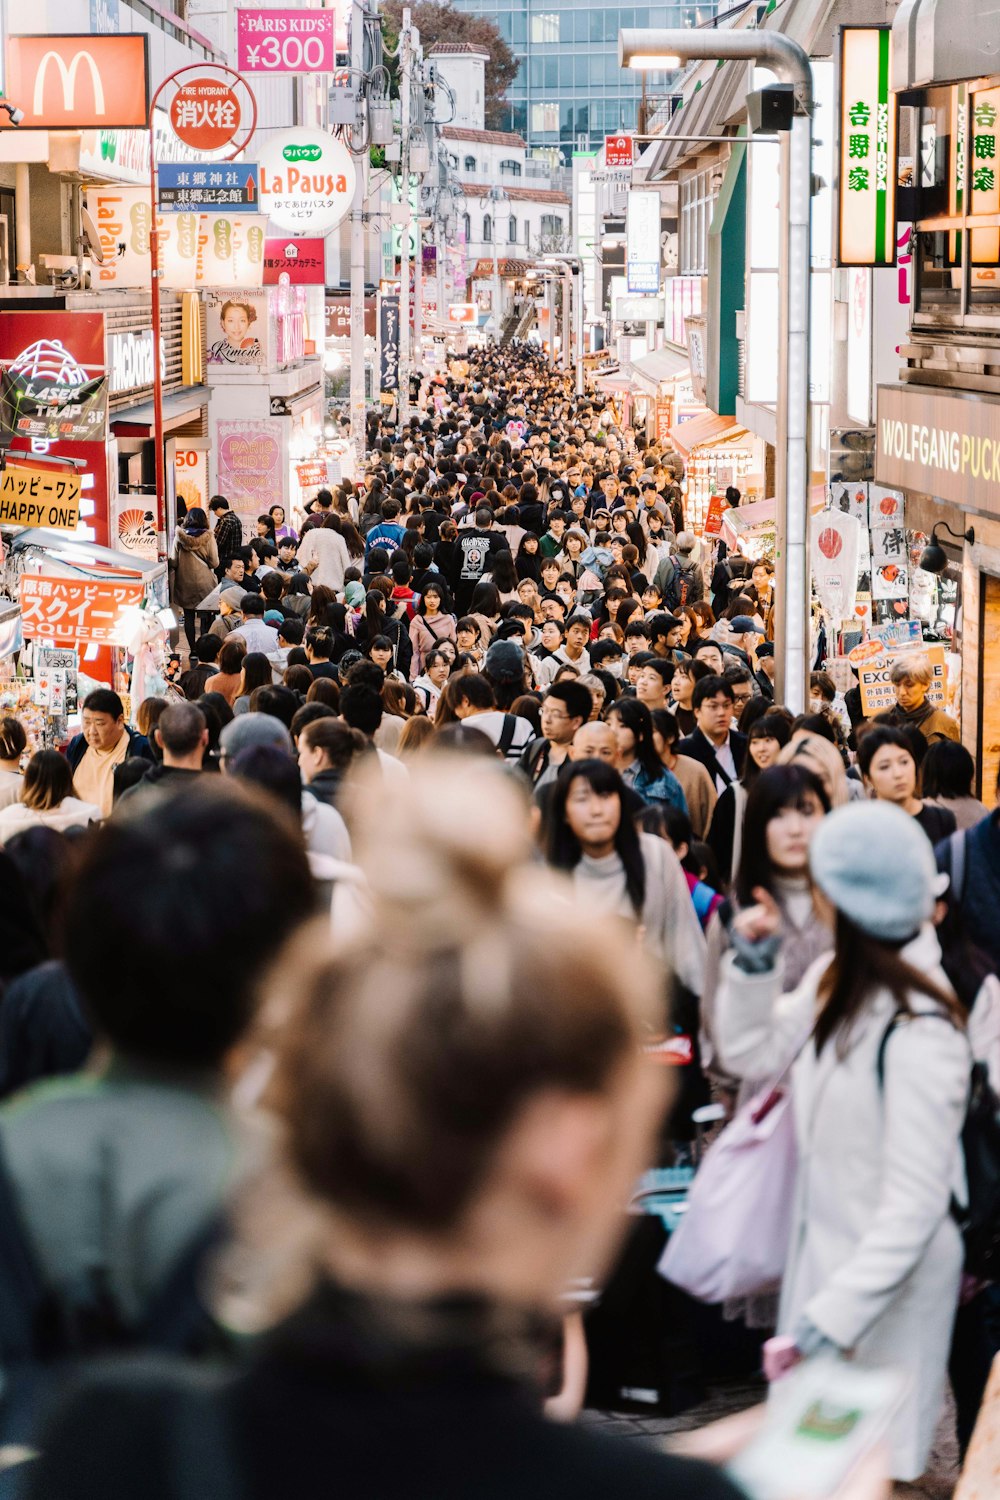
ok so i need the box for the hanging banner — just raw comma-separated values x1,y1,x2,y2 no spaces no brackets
237,9,340,72
20,576,143,645
0,312,107,444
379,294,400,393
194,214,267,289
205,288,269,373
86,191,266,288
625,189,661,295
216,418,284,534
258,128,356,235
0,464,82,531
837,27,897,266
811,509,862,623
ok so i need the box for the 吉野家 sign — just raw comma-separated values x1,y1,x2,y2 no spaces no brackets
626,190,661,295
19,576,143,645
258,128,356,235
0,464,81,532
159,163,259,212
3,34,150,129
237,9,338,74
838,27,897,267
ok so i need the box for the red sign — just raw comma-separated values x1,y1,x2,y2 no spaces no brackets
605,134,634,168
263,238,326,285
0,311,105,378
296,460,328,489
702,494,725,538
448,303,477,325
4,34,150,129
8,439,113,549
169,78,242,151
20,576,143,645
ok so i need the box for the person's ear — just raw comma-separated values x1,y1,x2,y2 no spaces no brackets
498,1089,615,1220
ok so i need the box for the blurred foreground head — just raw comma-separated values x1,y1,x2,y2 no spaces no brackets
268,754,668,1306
63,781,315,1069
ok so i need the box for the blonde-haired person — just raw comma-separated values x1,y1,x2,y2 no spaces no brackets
778,728,862,807
0,751,100,843
887,654,959,743
27,756,746,1500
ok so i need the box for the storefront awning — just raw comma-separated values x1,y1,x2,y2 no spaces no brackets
111,389,208,437
892,0,994,90
628,346,690,398
594,371,637,395
670,411,745,458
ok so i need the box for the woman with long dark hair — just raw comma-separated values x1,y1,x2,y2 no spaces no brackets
544,758,705,996
716,801,970,1486
515,532,542,582
707,712,792,887
608,698,686,812
353,588,412,679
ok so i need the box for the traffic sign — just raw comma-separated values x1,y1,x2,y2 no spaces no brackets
158,163,260,211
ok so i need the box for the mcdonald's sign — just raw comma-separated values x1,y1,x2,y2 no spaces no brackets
4,35,150,129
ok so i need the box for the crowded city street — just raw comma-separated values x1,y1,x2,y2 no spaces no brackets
0,1,998,1498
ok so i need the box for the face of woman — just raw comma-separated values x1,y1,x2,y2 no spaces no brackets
271,507,285,524
438,640,457,664
457,628,477,651
765,793,825,874
427,658,448,687
424,589,441,615
222,306,250,345
540,622,562,651
523,536,538,553
865,745,917,805
564,777,622,853
750,735,782,769
371,646,393,669
671,670,692,707
608,713,635,762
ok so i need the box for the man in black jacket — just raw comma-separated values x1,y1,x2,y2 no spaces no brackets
677,675,747,794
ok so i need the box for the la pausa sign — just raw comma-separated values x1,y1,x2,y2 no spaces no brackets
258,129,356,235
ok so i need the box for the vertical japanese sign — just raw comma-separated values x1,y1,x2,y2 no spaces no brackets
625,189,660,295
379,295,400,394
838,27,897,267
970,86,1000,264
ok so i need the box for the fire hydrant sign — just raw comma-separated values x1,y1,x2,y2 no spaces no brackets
20,576,143,644
0,464,81,531
169,79,242,152
258,128,356,235
237,9,338,73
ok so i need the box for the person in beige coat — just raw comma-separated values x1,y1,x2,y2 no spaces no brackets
169,507,219,648
714,801,969,1484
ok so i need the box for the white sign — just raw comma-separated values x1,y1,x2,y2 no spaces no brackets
108,328,166,393
626,189,660,295
258,128,356,236
811,510,861,624
615,295,665,321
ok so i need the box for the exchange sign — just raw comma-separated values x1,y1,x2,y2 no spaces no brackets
169,78,242,152
838,27,897,266
258,128,356,235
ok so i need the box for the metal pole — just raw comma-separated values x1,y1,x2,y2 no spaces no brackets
149,114,167,562
349,0,367,465
619,28,813,713
436,220,445,323
397,8,413,427
414,218,423,358
561,269,570,373
492,204,501,341
574,268,584,396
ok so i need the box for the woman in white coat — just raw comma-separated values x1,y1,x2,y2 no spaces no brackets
714,800,969,1485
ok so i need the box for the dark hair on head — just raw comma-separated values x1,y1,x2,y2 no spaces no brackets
192,635,223,665
226,745,301,818
792,712,837,745
306,628,335,660
238,653,273,700
196,691,234,747
340,683,383,737
432,723,497,757
344,659,384,693
248,684,299,729
21,751,73,813
278,617,306,647
510,693,543,737
455,673,495,712
545,759,645,915
749,712,793,749
0,716,27,762
637,802,699,873
810,671,837,702
63,781,314,1066
692,674,734,711
306,678,340,710
921,739,976,801
283,664,314,696
217,640,247,676
300,717,365,775
609,696,662,781
546,679,593,725
735,764,831,909
4,826,80,950
856,723,916,781
157,702,207,759
82,689,124,721
649,706,680,749
814,910,963,1058
469,581,501,618
291,702,336,743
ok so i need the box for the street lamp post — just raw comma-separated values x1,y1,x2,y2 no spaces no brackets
543,255,585,396
619,28,813,714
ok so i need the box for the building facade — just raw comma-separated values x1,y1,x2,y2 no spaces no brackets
450,0,721,159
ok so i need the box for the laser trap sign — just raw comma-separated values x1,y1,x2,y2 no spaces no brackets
0,463,81,531
858,643,947,717
258,128,356,236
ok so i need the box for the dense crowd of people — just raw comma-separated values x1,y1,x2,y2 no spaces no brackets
0,344,993,1495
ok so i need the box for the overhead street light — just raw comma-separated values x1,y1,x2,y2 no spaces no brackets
542,254,585,397
619,28,814,714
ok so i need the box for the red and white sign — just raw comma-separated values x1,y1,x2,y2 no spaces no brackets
20,576,143,645
702,494,725,538
169,78,242,152
605,134,634,169
3,34,150,130
296,460,328,489
447,303,477,325
810,510,861,625
237,9,340,73
263,238,326,284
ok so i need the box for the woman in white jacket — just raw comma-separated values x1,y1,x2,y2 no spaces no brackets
0,751,101,843
714,800,969,1484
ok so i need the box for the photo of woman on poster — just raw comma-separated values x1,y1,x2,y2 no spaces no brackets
208,298,262,367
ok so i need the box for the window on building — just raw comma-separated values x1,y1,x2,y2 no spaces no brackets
509,215,518,242
531,103,559,134
464,155,477,173
483,214,492,242
500,159,522,177
530,12,560,43
679,167,718,276
462,212,471,241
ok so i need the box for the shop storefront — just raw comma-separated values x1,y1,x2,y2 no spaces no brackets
668,411,765,536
